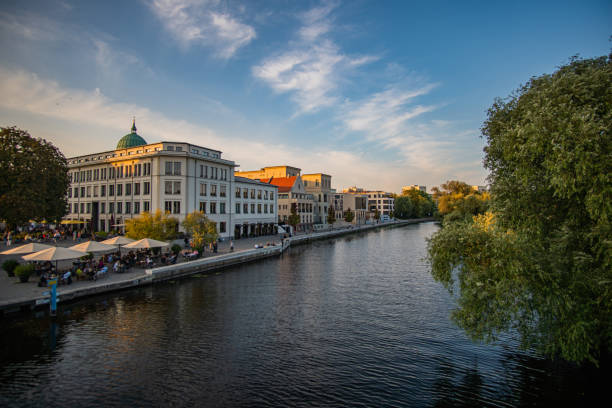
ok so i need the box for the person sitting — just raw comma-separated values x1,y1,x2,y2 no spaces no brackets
38,273,48,287
61,271,72,285
145,256,153,267
75,268,84,280
168,254,177,264
98,257,104,269
113,260,120,273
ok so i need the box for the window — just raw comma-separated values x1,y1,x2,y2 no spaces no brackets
251,203,255,213
243,203,248,214
109,185,114,196
236,203,240,214
210,202,216,214
199,202,206,213
258,190,262,199
270,192,274,200
165,181,172,194
134,183,140,195
173,181,181,194
175,146,182,152
143,201,150,212
264,204,267,214
200,183,207,196
73,203,78,213
243,189,248,199
165,161,172,175
125,202,131,214
101,185,106,197
74,188,78,198
86,186,91,197
165,161,182,175
68,189,72,198
134,202,140,214
125,183,132,196
251,189,255,199
80,203,85,213
220,185,226,197
109,202,114,214
93,186,98,197
173,201,180,214
211,184,217,197
220,202,226,214
257,204,261,214
117,184,123,196
166,145,174,151
164,201,172,212
174,162,181,175
117,202,122,214
219,222,226,233
200,165,204,177
143,182,150,195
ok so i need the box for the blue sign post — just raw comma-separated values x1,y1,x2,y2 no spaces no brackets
48,279,57,317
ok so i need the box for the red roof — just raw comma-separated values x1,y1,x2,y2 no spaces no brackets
260,176,297,193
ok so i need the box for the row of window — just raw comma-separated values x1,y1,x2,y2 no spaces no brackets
235,203,273,215
69,182,151,198
234,187,275,200
197,164,228,180
70,163,152,183
71,201,151,215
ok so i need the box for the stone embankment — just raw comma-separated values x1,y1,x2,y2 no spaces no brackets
0,218,433,314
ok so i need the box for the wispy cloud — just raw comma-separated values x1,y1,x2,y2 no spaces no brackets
147,0,255,58
252,2,377,114
0,67,432,190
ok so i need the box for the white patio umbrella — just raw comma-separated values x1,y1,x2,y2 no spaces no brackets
22,246,86,273
122,238,169,249
101,236,135,246
0,242,53,255
69,240,116,253
22,247,85,261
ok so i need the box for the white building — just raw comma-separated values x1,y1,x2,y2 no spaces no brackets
64,122,277,240
342,186,395,218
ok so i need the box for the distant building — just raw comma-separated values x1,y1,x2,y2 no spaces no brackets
343,186,395,218
260,176,314,232
402,185,426,194
471,185,488,193
333,193,368,225
64,121,277,240
235,165,301,179
301,173,333,225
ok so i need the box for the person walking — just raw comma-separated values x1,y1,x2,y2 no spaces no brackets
230,240,234,252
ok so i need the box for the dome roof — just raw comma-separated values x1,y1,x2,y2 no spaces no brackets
116,119,146,149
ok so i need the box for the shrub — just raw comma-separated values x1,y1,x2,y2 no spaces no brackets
96,231,108,240
171,244,182,255
2,259,19,277
14,264,35,283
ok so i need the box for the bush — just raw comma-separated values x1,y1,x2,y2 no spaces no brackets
95,231,108,240
2,259,19,277
171,244,182,255
14,264,35,283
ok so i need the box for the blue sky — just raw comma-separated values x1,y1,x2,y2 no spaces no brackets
0,0,609,192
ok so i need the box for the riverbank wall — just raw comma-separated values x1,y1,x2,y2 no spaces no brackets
0,218,433,314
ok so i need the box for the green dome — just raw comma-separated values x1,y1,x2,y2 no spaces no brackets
116,120,147,149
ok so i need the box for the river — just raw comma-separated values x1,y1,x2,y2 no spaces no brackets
0,222,602,407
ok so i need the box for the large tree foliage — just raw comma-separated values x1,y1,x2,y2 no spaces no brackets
327,206,336,225
344,208,355,223
428,54,612,365
431,180,489,223
125,210,178,241
395,189,436,219
182,211,218,250
0,127,69,226
288,203,300,229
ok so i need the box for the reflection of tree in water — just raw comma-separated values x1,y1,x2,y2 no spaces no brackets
432,358,486,408
499,351,608,407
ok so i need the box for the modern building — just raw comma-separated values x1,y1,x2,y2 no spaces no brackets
343,186,395,218
333,193,368,225
301,173,333,226
235,165,301,179
471,185,488,193
260,176,314,232
64,121,278,240
402,185,426,194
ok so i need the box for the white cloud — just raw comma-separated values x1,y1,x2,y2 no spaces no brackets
252,2,377,114
147,0,255,58
0,67,441,191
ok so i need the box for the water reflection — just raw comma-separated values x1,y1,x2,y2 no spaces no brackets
0,223,604,407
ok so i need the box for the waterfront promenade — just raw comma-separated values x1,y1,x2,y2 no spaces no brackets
0,219,432,314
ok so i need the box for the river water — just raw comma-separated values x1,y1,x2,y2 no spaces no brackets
0,222,603,407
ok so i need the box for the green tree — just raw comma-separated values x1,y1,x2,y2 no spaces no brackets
374,209,380,221
0,127,69,227
394,195,414,219
428,54,612,365
125,209,178,241
327,206,336,225
432,180,489,222
288,203,300,231
182,211,218,251
344,208,355,223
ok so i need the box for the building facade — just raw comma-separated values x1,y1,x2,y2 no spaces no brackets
262,176,314,232
333,193,368,225
301,173,333,226
64,122,277,239
343,186,395,218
